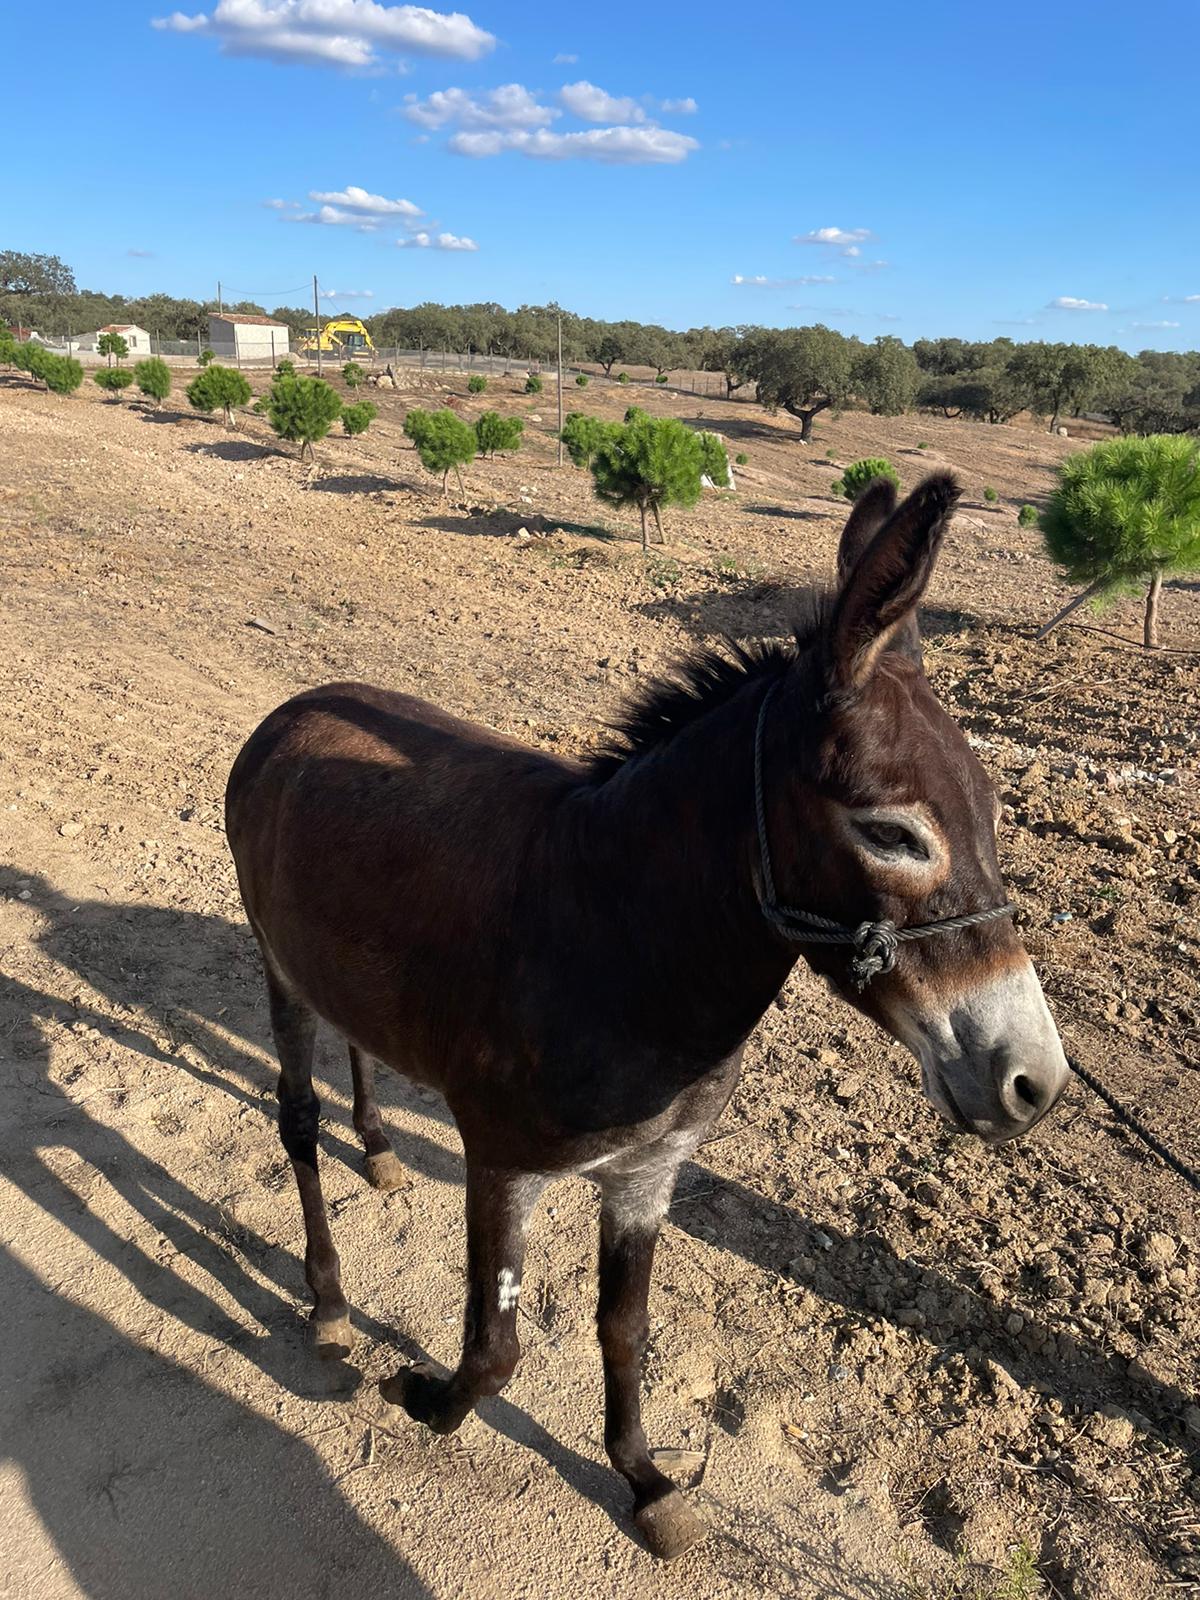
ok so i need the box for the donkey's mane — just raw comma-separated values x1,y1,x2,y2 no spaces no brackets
587,591,831,782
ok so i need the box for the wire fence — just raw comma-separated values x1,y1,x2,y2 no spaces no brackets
27,333,732,397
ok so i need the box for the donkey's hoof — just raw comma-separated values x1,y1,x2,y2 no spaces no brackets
365,1150,407,1192
634,1491,706,1561
312,1311,354,1359
379,1364,459,1434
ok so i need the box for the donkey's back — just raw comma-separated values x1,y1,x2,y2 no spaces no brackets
226,681,578,1078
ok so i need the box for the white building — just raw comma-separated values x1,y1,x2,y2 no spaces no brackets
75,323,152,354
206,313,290,363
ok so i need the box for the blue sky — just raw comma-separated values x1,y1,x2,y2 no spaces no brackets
8,0,1199,350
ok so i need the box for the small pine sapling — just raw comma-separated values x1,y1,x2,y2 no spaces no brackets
198,348,214,366
575,373,589,387
467,374,487,394
474,410,524,457
655,373,668,384
342,361,364,390
524,373,543,395
1018,503,1040,527
134,356,171,408
276,358,296,378
697,432,731,488
186,364,253,427
404,407,476,497
266,374,343,461
341,400,378,437
590,414,704,550
94,367,134,400
838,457,900,501
617,372,629,384
735,452,748,466
560,412,618,470
1039,434,1200,648
983,486,999,503
42,354,84,396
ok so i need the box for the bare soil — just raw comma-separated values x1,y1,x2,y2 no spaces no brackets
1,369,1198,1600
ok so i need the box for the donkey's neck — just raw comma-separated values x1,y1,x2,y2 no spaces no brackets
574,673,800,1064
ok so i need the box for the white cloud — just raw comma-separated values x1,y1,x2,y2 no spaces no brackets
293,203,385,230
559,80,646,123
660,96,697,114
403,83,556,129
1049,296,1108,312
127,248,156,258
796,226,873,249
397,230,478,250
731,273,837,288
309,184,422,216
262,197,300,210
1132,319,1180,329
322,288,375,298
552,51,577,64
449,124,698,164
151,0,495,70
1183,295,1200,304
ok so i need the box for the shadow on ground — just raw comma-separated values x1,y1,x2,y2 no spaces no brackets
4,866,1195,1584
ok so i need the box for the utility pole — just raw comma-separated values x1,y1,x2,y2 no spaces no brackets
556,312,564,467
217,280,223,316
313,274,322,376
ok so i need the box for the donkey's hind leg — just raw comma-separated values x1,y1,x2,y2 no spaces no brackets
265,968,353,1358
380,1163,544,1432
348,1045,406,1192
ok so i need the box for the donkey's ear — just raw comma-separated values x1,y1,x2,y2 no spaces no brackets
827,473,960,692
836,477,898,581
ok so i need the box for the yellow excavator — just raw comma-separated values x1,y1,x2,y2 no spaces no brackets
299,316,376,355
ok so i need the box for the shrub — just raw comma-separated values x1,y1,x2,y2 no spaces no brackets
342,361,364,389
917,440,930,450
624,405,648,424
186,363,252,427
1041,434,1200,648
474,410,524,457
575,373,589,387
590,414,704,549
341,400,378,437
983,486,999,503
617,372,629,384
560,412,618,470
14,343,51,383
735,451,748,466
404,406,476,495
0,327,17,365
837,457,900,501
698,432,731,487
467,374,487,394
198,348,214,367
266,374,343,461
524,373,543,395
97,331,128,365
655,373,668,385
276,358,296,378
94,367,134,399
42,354,83,396
1018,503,1040,527
134,356,171,408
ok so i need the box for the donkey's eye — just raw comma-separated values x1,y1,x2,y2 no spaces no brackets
857,820,929,859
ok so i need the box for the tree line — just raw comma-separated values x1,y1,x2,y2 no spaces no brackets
3,250,1199,437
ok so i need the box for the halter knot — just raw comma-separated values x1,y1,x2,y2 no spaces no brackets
849,921,899,988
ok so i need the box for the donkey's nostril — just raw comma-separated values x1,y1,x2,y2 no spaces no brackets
1012,1073,1040,1109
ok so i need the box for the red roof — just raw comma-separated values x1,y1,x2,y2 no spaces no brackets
209,312,287,327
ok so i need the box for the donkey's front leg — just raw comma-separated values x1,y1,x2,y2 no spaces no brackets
380,1163,543,1434
597,1169,707,1560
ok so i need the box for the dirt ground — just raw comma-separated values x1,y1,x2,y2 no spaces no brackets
1,367,1198,1600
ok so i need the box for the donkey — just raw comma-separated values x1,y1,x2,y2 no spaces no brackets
225,473,1069,1559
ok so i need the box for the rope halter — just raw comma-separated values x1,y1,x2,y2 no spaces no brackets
752,679,1015,989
